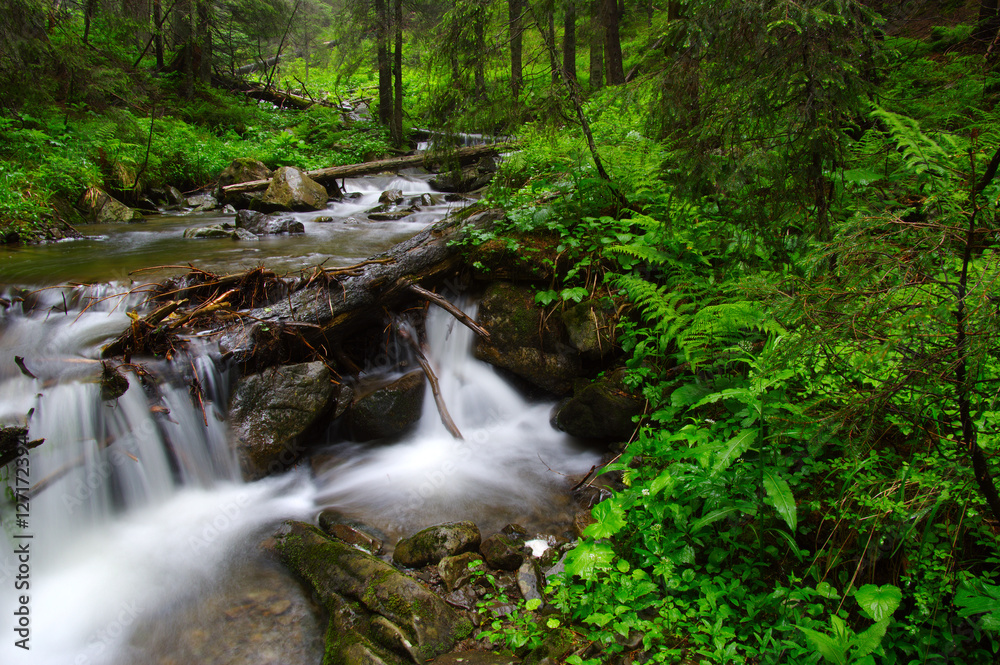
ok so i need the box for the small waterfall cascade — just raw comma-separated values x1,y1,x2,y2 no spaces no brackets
312,299,600,541
0,285,315,665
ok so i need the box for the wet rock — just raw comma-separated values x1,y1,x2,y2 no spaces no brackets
480,533,524,572
474,282,582,395
186,191,219,211
183,224,235,239
393,521,482,568
234,228,259,241
408,194,434,207
150,185,186,209
275,521,470,664
229,362,340,479
235,209,305,236
217,158,272,190
560,299,615,358
437,552,483,592
430,156,498,193
313,215,334,223
222,204,237,214
76,187,145,224
517,560,544,604
347,370,426,441
551,370,645,441
253,166,329,212
369,210,414,221
379,188,405,204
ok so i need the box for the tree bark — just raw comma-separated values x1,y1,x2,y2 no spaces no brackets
976,0,1000,46
375,0,392,125
391,0,403,147
602,0,625,85
474,6,486,97
509,0,523,99
213,208,507,371
589,0,603,90
563,1,577,83
153,0,164,68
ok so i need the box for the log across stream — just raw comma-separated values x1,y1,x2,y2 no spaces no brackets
0,165,606,664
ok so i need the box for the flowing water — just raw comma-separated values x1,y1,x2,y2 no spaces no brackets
0,168,599,664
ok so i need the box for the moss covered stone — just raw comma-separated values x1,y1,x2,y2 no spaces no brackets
474,282,582,395
392,521,482,568
551,369,645,441
275,521,469,664
348,370,426,441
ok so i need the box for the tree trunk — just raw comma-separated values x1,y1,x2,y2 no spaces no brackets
474,7,486,97
975,0,1000,47
153,0,164,69
547,2,558,84
196,0,212,84
391,0,403,147
563,1,577,83
602,0,624,85
375,0,392,125
589,0,603,90
220,144,511,195
509,0,523,99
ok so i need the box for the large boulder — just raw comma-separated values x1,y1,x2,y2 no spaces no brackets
229,362,345,478
217,158,272,189
76,187,144,224
347,370,426,441
392,521,482,568
217,159,273,209
275,521,470,665
551,369,645,441
429,156,498,193
253,166,330,212
474,282,582,395
235,209,305,236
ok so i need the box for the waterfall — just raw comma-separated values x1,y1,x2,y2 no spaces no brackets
312,300,600,541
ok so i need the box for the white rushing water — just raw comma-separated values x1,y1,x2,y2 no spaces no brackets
312,301,601,540
0,225,597,664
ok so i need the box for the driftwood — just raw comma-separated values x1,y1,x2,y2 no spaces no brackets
0,425,42,469
221,144,513,195
214,207,504,370
101,300,186,359
98,208,504,371
396,320,463,440
406,282,490,342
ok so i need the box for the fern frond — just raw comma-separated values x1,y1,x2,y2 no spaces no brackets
869,105,949,178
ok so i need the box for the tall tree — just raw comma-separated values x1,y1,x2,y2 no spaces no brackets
509,0,523,99
563,0,576,83
588,0,603,89
376,0,392,125
602,0,624,85
391,0,403,146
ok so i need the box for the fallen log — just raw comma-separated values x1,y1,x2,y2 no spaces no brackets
221,143,515,195
406,282,490,342
396,319,463,440
214,207,504,370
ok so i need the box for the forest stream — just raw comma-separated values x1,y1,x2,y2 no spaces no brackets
0,167,601,664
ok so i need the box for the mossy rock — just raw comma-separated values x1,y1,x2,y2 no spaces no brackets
217,158,272,189
474,282,582,395
559,299,616,359
551,369,645,441
480,533,525,572
253,166,330,212
275,521,469,664
76,187,144,224
393,521,482,568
